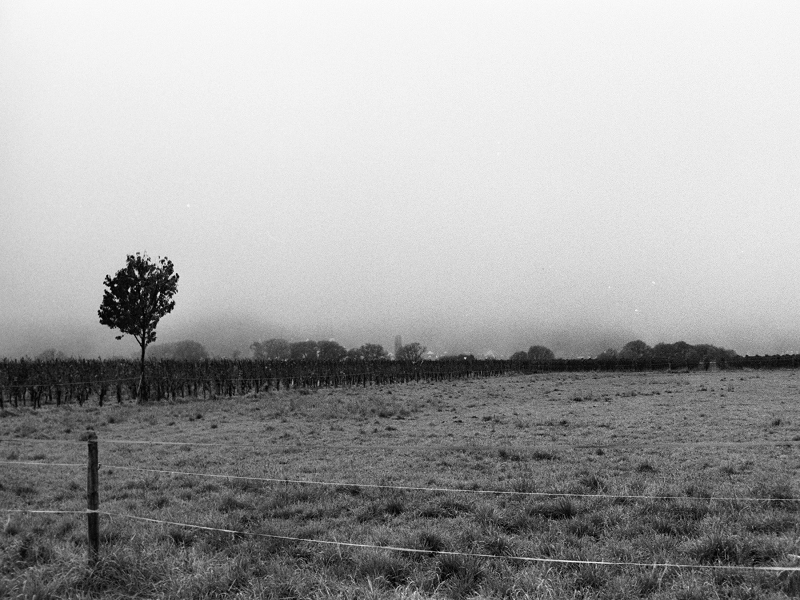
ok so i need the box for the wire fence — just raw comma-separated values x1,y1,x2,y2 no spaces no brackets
3,435,799,451
3,457,799,504
2,434,800,577
2,507,798,573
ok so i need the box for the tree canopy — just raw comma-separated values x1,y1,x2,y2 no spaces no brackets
250,338,291,360
619,340,652,360
317,340,347,361
396,342,426,362
98,252,178,401
289,340,318,361
347,343,388,361
527,345,555,361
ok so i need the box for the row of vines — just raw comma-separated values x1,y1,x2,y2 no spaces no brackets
2,354,799,409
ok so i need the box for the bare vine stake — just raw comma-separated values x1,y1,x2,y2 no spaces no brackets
87,431,99,566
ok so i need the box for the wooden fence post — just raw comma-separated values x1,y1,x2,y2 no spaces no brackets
87,431,99,567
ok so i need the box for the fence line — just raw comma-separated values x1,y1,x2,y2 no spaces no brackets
3,507,798,573
4,459,798,504
99,464,800,503
3,435,798,451
0,460,85,468
2,508,86,516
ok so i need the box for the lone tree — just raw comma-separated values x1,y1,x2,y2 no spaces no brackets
98,253,179,401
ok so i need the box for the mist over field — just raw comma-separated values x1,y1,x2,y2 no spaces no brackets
2,2,799,360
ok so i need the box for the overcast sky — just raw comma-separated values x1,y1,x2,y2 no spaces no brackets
2,1,799,358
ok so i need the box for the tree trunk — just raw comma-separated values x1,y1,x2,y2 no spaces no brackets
139,343,147,403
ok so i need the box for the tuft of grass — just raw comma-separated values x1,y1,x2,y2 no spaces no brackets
511,477,537,494
687,531,783,566
531,449,557,461
420,498,471,519
573,563,607,591
751,482,798,511
383,496,405,517
218,494,251,513
684,484,711,499
164,527,195,547
355,550,411,586
497,447,522,461
650,514,696,537
483,533,514,557
566,514,604,539
635,568,668,595
529,497,577,520
578,471,607,492
13,534,54,566
436,554,484,597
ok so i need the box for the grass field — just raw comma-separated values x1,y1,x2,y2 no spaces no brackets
1,369,799,599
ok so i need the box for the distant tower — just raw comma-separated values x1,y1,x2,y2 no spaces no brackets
394,335,402,357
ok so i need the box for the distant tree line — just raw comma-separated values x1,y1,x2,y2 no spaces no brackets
509,345,556,362
595,340,738,369
250,339,401,361
507,340,739,370
248,338,435,363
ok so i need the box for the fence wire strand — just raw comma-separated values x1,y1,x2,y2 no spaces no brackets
6,508,795,573
103,464,800,503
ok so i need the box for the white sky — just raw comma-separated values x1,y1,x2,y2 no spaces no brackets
1,1,799,358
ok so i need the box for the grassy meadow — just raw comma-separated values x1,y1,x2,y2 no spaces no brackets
1,369,799,599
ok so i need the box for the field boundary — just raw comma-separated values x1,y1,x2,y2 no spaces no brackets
3,458,799,503
2,506,798,573
3,434,800,575
3,435,799,450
